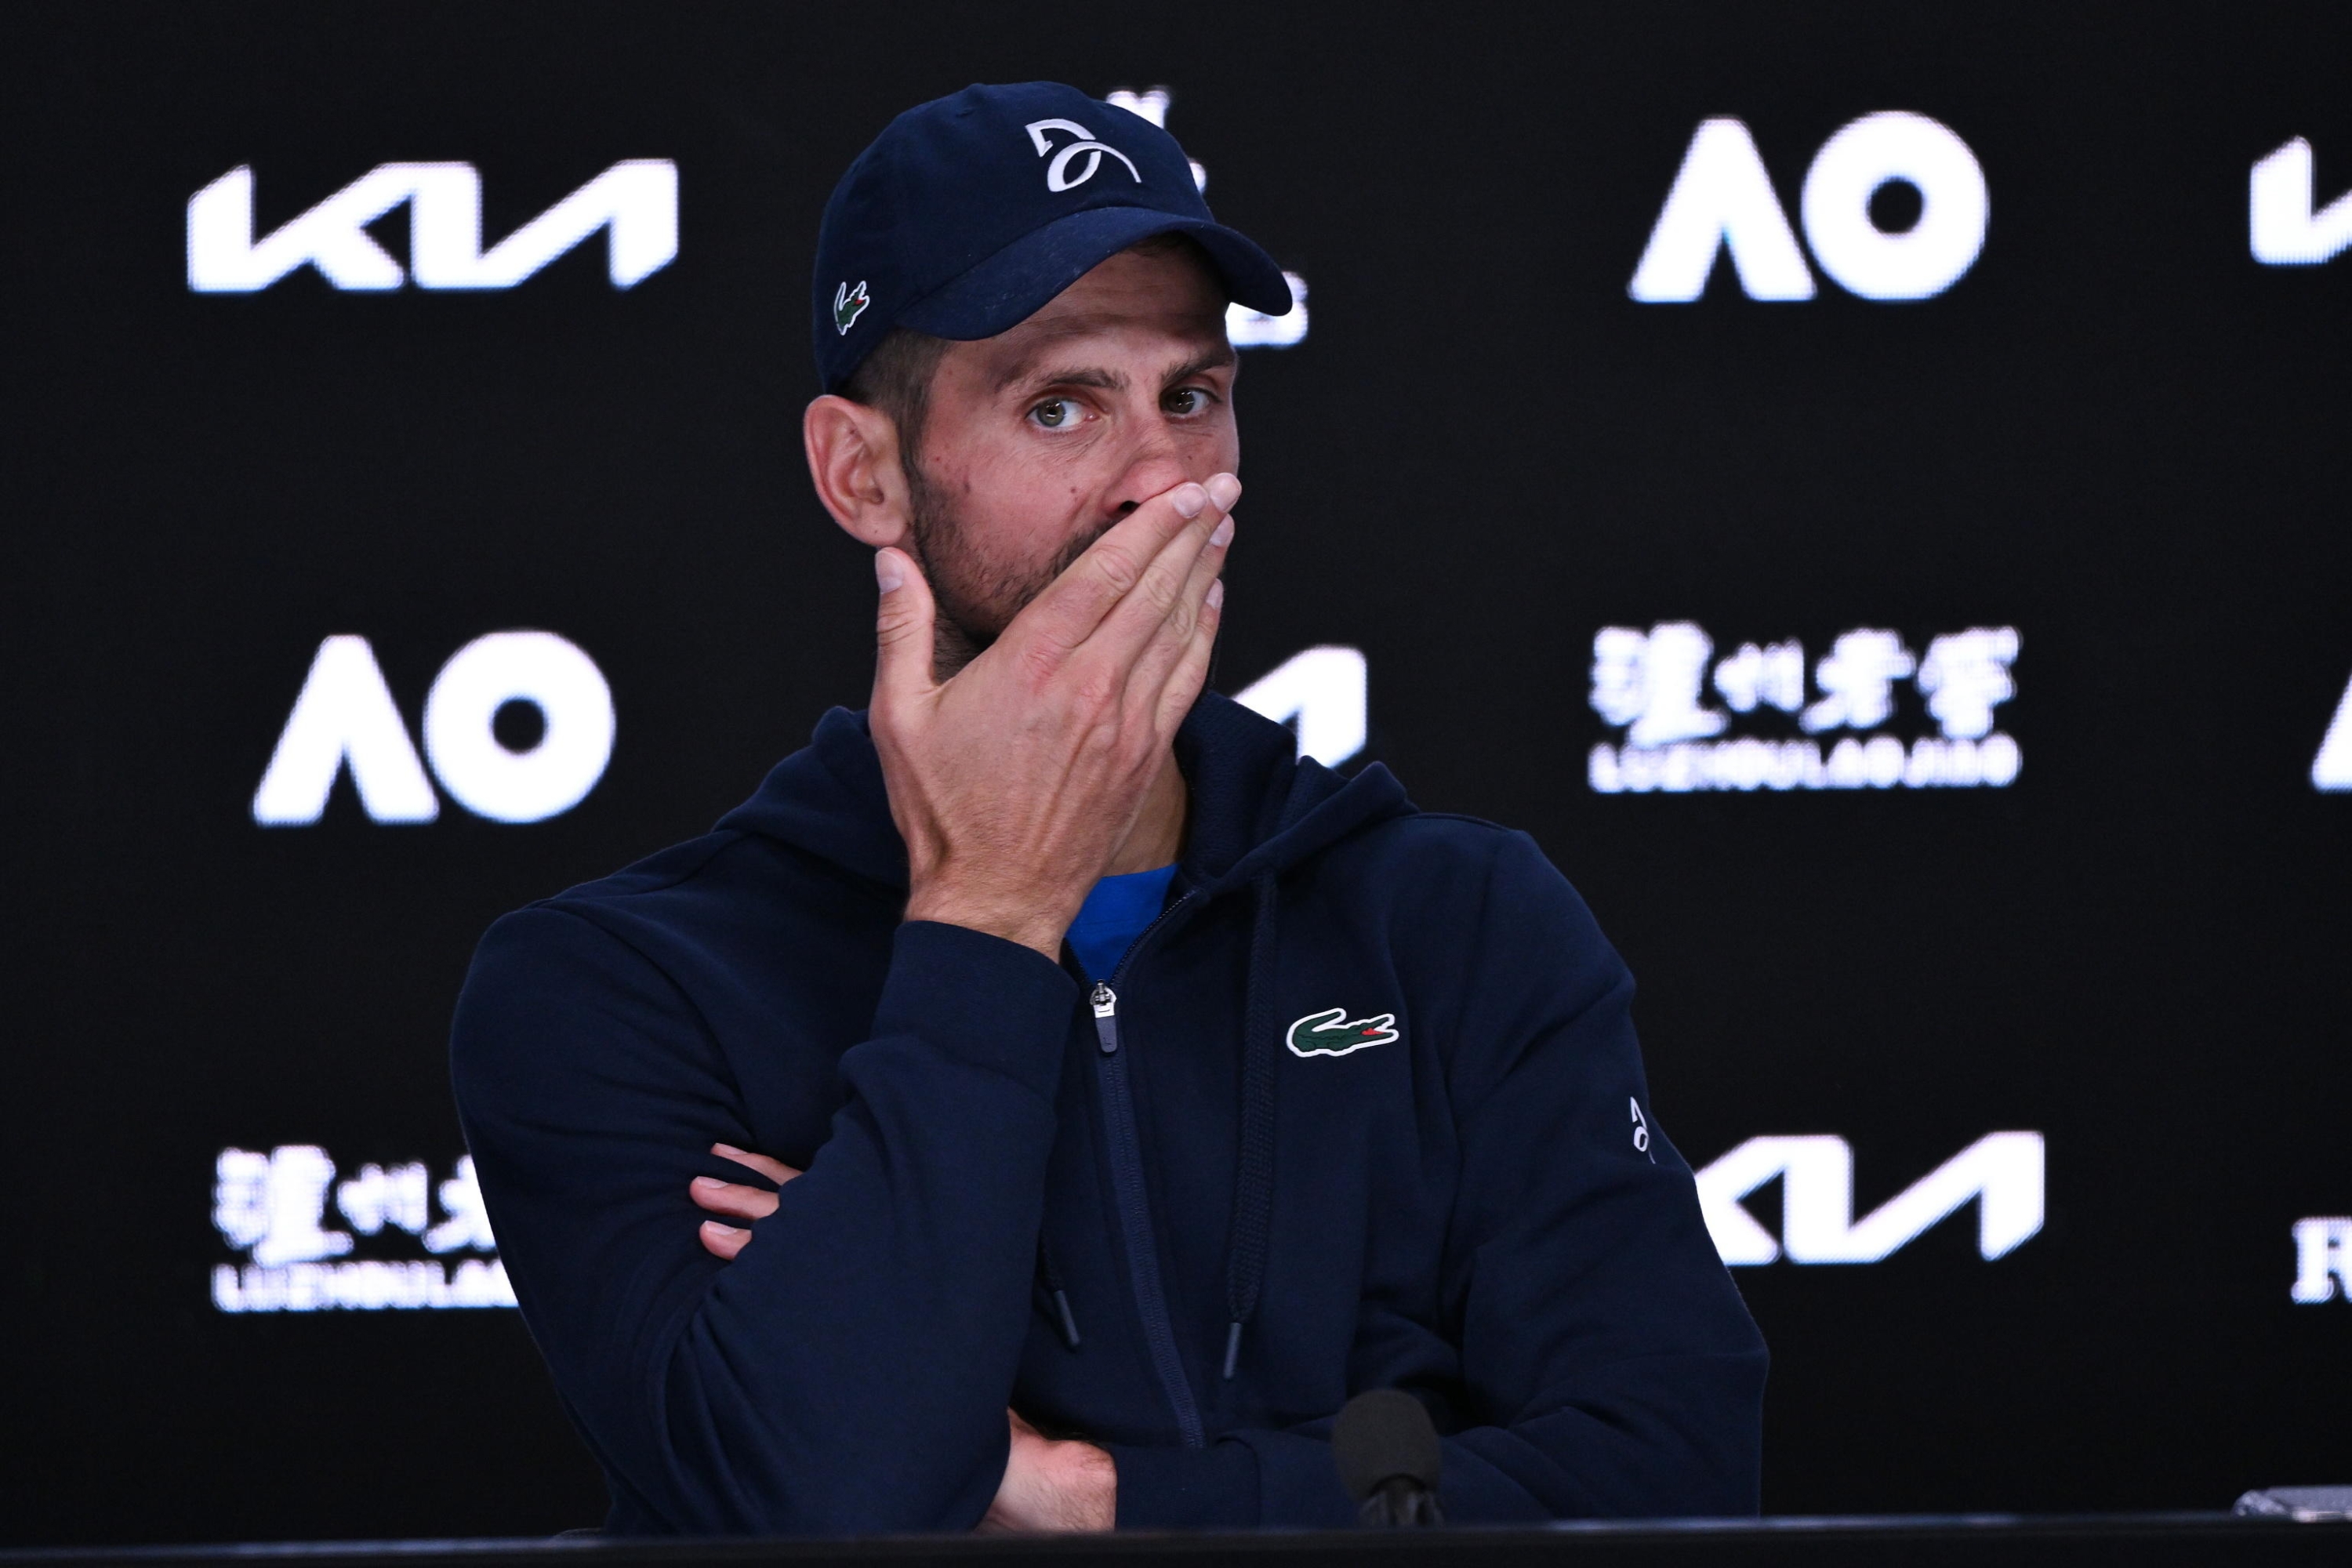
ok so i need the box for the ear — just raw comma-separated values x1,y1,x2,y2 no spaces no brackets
803,394,912,549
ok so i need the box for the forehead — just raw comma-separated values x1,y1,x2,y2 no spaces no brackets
959,243,1232,390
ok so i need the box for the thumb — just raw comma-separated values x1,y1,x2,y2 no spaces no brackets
872,546,938,705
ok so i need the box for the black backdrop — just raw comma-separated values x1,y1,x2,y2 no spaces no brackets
5,0,2351,1546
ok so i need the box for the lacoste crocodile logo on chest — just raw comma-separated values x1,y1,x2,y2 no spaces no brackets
1285,1007,1400,1058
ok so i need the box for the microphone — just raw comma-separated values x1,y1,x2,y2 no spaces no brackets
1332,1388,1445,1527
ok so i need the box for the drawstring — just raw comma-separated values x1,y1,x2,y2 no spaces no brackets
1036,1238,1081,1349
1221,872,1280,1377
1036,870,1283,1377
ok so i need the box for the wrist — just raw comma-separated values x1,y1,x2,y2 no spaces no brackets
903,881,1070,960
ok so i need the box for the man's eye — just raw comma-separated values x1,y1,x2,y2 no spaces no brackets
1164,388,1207,416
1030,398,1075,429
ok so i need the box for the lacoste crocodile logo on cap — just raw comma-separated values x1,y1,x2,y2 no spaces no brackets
833,280,870,335
1285,1007,1400,1058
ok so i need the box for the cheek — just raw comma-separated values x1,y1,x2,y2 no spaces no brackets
1195,418,1241,463
939,448,1097,561
1177,410,1241,473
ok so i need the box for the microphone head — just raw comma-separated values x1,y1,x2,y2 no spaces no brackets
1331,1388,1443,1502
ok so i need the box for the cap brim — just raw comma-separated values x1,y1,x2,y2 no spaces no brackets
896,205,1294,341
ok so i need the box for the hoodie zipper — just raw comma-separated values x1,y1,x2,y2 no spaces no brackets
1087,895,1207,1449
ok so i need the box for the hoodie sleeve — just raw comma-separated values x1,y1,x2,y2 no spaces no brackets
450,907,1076,1535
1106,829,1766,1528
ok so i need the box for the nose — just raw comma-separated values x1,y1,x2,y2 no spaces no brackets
1106,427,1193,517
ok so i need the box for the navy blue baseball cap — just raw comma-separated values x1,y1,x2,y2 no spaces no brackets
812,82,1294,392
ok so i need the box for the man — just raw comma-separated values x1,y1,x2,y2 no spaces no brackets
452,81,1765,1537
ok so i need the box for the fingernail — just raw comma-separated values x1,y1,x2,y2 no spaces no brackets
702,1221,746,1238
1207,473,1242,510
1207,579,1225,609
692,1176,726,1189
1172,483,1207,519
873,550,903,593
1208,516,1235,549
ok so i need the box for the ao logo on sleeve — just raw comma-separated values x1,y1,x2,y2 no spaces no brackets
252,632,614,826
1631,112,1988,303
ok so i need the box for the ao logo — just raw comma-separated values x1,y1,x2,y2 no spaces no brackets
1631,112,1988,303
1695,1131,2045,1265
252,633,613,826
2315,670,2352,791
2251,140,2352,265
1234,646,1367,767
187,161,677,292
1024,118,1141,193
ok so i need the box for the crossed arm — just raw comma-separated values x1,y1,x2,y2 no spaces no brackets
659,860,1769,1530
690,1144,1115,1531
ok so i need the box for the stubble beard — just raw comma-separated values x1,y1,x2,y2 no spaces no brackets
904,462,1109,681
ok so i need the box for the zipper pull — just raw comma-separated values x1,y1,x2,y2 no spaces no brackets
1089,982,1120,1054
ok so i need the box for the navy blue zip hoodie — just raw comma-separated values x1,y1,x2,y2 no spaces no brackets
450,693,1766,1534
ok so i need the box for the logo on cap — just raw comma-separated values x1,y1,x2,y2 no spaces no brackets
1023,118,1142,194
833,280,870,336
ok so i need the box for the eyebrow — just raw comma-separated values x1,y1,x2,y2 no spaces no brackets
1163,345,1240,384
993,341,1238,397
